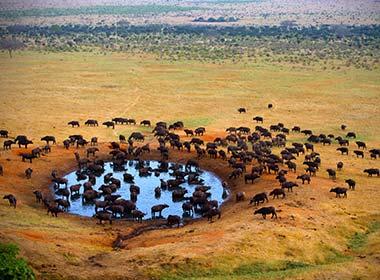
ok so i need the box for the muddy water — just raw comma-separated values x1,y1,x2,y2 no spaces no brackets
59,160,226,220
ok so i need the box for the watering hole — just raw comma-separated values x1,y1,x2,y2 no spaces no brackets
57,160,227,220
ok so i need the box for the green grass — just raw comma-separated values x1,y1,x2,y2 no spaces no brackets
0,242,35,280
0,5,201,18
150,250,353,280
347,221,380,252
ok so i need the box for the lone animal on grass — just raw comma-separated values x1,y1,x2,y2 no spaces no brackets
3,194,17,208
238,107,246,113
330,187,348,198
254,207,277,219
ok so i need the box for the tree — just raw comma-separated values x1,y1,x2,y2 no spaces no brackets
0,38,24,58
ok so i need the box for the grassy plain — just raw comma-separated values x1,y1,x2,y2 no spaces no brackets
0,51,379,279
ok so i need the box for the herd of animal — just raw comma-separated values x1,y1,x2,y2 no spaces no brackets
1,109,379,227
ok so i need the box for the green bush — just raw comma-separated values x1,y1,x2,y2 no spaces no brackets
0,243,35,280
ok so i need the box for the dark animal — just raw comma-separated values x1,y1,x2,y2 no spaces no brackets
326,168,336,180
236,191,246,202
238,107,246,113
0,129,9,137
3,194,17,208
203,208,221,222
249,192,268,206
103,121,115,129
25,168,33,179
254,207,277,219
363,168,379,177
85,119,98,126
68,121,80,127
21,153,36,163
3,140,14,150
330,187,347,198
356,141,366,149
140,120,151,126
337,162,344,170
337,147,349,155
281,181,298,192
244,173,260,184
47,205,62,217
151,204,169,218
297,174,311,184
167,215,181,227
269,188,286,199
33,191,43,203
253,116,264,123
353,150,364,158
345,179,356,190
41,136,56,144
95,211,113,224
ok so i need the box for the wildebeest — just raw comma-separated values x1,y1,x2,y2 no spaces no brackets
337,147,349,155
68,121,80,127
268,103,273,109
25,168,33,179
330,187,348,198
3,194,17,208
254,206,277,219
103,121,115,129
363,168,379,177
167,215,181,227
151,204,169,218
238,107,246,113
270,188,286,199
85,119,98,126
249,192,268,206
184,129,194,137
345,179,356,190
41,136,56,145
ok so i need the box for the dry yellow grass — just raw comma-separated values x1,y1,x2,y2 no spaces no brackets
0,51,379,279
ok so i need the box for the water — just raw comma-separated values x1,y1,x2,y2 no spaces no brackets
57,160,226,220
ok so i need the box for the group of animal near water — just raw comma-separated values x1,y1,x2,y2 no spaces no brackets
1,107,379,228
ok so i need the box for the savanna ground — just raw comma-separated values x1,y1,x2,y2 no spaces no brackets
0,51,380,279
